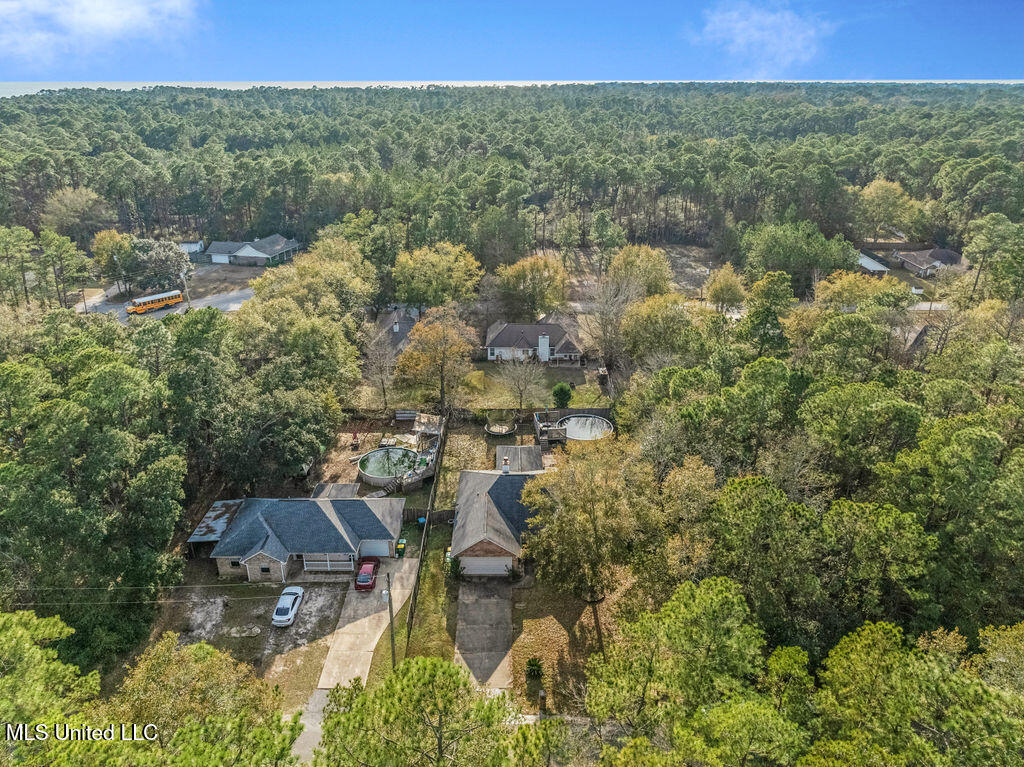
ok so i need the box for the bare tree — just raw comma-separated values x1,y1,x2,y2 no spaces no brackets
362,330,397,412
494,357,546,411
580,276,641,369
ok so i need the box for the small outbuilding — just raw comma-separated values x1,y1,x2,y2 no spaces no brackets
495,445,543,473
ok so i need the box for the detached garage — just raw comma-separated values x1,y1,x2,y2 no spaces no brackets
451,462,543,577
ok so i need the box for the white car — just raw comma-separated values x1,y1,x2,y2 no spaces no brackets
271,586,305,627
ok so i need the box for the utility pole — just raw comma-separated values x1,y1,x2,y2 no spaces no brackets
384,572,396,670
180,269,193,310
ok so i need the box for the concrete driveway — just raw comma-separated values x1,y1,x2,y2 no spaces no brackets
455,580,512,690
317,557,419,689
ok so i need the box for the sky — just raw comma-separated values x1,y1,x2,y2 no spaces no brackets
0,0,1022,85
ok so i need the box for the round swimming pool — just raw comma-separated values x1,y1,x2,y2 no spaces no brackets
358,447,418,486
556,414,614,440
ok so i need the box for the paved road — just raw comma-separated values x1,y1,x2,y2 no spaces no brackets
317,557,418,689
455,580,513,690
76,286,254,323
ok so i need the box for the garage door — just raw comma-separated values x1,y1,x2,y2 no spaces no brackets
460,557,515,576
360,540,391,558
211,254,230,264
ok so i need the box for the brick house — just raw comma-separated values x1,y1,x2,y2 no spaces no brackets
450,446,544,576
198,496,403,582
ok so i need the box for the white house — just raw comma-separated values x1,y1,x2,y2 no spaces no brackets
484,322,581,364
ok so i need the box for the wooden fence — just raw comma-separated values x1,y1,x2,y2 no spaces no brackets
403,416,449,646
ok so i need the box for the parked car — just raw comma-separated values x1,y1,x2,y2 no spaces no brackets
271,586,305,627
355,557,381,591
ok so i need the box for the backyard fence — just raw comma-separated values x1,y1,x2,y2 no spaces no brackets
403,415,449,647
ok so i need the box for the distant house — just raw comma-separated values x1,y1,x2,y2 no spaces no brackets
451,447,544,576
484,321,581,364
858,250,890,275
197,496,403,582
893,248,965,278
178,240,205,261
204,234,301,266
374,307,419,354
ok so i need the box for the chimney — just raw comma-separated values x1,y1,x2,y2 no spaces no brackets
501,456,510,474
537,332,550,363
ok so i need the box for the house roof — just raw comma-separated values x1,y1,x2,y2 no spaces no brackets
496,445,543,472
858,251,890,273
188,499,243,543
204,235,300,258
451,471,540,558
375,308,418,351
251,234,301,257
896,248,962,271
484,322,580,355
206,241,247,255
312,482,360,499
209,497,403,562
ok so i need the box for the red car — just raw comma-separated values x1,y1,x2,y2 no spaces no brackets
354,557,380,591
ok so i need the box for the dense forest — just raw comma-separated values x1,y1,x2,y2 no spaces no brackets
2,83,1024,273
3,83,1024,765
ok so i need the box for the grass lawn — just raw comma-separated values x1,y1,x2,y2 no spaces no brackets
463,363,590,410
508,575,631,713
365,525,456,688
434,426,494,509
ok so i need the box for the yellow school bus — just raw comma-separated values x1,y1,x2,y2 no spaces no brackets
126,290,184,315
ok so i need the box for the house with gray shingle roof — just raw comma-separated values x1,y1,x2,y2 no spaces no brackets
204,234,301,266
451,458,544,576
484,321,581,364
202,496,403,582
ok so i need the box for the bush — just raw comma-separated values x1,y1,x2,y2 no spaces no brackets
525,657,543,679
552,382,572,408
506,564,523,582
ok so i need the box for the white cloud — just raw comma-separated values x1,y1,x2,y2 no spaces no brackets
696,1,836,79
0,0,196,62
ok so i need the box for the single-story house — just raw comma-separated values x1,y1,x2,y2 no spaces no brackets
451,451,544,576
204,234,301,266
374,307,419,353
484,321,581,364
858,250,890,275
892,248,965,278
200,496,403,582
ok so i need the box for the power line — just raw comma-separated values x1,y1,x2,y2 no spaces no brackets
10,581,289,592
10,594,282,607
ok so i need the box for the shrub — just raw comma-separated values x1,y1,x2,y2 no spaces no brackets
552,382,572,408
525,657,543,679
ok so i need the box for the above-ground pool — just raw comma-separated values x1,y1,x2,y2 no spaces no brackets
358,447,418,486
556,414,614,440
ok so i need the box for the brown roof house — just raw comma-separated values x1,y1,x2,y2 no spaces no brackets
893,248,965,278
199,496,403,582
484,321,581,364
450,447,544,576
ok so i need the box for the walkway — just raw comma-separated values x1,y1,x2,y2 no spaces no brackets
317,557,419,689
455,580,513,690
